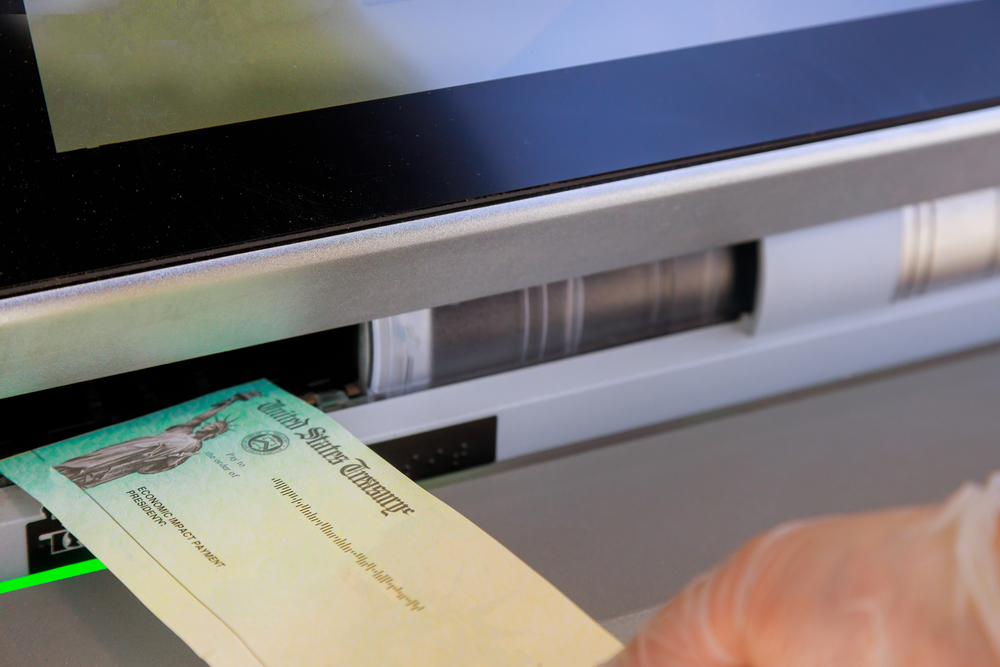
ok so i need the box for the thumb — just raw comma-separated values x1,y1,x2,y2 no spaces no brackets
601,535,779,667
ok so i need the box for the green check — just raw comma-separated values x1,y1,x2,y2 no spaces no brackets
0,380,620,667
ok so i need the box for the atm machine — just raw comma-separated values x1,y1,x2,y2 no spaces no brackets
4,1,1000,663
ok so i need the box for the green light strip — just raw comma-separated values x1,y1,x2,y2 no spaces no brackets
0,559,106,595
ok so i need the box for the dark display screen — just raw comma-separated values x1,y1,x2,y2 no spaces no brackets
2,0,1000,297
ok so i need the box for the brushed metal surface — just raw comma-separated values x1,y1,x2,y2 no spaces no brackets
4,106,1000,398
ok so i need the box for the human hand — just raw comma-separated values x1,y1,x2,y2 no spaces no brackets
603,475,1000,667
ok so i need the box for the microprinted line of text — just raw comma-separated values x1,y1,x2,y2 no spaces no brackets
271,477,425,611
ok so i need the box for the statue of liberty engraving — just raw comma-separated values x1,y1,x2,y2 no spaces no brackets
55,391,260,490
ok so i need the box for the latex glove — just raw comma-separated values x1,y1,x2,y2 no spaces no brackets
604,475,1000,667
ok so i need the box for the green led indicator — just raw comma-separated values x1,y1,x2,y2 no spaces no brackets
0,559,106,595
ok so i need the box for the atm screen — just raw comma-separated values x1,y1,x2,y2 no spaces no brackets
3,0,999,296
22,0,969,151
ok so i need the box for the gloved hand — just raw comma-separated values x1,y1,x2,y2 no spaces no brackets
604,475,1000,667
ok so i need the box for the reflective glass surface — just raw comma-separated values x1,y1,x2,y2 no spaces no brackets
2,0,999,295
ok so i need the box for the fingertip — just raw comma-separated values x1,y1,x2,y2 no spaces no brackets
610,567,748,667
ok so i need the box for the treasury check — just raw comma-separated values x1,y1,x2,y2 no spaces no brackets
0,380,621,667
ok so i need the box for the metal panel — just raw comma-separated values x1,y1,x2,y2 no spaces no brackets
4,106,1000,398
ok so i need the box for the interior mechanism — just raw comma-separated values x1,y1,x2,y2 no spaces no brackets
366,243,758,397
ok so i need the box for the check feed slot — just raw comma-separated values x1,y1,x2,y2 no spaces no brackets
0,327,362,461
366,245,757,398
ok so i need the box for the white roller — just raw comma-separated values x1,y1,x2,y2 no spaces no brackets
367,310,433,398
898,188,1000,296
752,210,903,335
